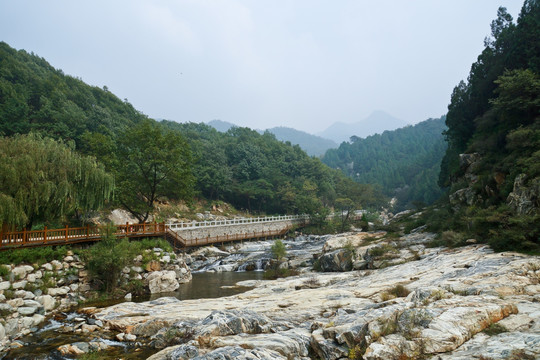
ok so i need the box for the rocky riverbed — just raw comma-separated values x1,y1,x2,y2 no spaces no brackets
86,232,540,358
0,246,192,355
1,230,539,359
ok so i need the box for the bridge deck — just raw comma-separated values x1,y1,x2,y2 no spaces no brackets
0,216,304,251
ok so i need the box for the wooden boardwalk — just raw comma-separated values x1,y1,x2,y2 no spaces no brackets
0,216,304,251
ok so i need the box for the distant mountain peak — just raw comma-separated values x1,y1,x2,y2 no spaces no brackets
265,126,337,157
206,119,238,133
317,111,407,143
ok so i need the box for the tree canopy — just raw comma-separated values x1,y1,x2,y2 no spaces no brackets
430,1,540,253
439,1,540,187
0,133,113,229
115,120,194,223
322,118,447,210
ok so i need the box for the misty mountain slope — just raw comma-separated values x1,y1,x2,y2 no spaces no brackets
207,120,338,157
207,119,237,133
322,117,447,209
318,110,407,143
264,127,338,157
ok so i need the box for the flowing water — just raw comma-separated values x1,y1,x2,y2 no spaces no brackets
1,271,264,360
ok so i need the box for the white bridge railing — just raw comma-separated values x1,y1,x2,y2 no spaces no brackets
166,215,307,231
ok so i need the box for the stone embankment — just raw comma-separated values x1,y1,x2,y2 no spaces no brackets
85,231,539,359
0,247,192,353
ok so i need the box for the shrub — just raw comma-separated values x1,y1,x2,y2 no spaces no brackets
263,267,298,280
0,265,10,277
271,239,287,262
343,240,357,258
436,230,466,248
390,284,411,297
482,322,508,336
312,258,322,272
0,245,68,265
81,225,137,293
124,279,145,296
136,238,173,253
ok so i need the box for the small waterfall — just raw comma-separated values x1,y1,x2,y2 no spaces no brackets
255,259,263,271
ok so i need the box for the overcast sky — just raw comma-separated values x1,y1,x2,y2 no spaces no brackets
0,1,525,134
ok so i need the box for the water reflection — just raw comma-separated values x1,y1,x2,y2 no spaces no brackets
0,271,264,360
148,271,264,301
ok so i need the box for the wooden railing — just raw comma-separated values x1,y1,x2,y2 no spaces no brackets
0,222,167,250
0,216,302,251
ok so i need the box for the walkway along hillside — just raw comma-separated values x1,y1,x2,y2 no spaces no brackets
0,215,307,251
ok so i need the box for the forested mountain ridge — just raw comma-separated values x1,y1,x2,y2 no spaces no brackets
0,41,146,145
322,117,447,210
262,127,338,157
206,120,339,157
428,1,540,252
0,41,386,229
161,120,385,213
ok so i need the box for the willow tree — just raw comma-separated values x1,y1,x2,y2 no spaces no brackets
0,133,114,229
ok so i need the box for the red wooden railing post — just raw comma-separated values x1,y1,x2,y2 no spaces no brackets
43,226,47,244
86,224,89,240
23,228,27,245
126,222,129,235
65,225,68,242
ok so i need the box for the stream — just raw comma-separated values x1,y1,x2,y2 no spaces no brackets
1,235,325,359
1,271,264,360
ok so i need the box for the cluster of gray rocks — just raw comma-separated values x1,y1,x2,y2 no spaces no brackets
2,229,540,359
90,231,540,360
0,252,83,350
0,247,193,354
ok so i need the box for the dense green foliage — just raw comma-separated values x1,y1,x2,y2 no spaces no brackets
432,1,540,253
0,41,383,227
270,239,287,262
0,133,113,229
0,42,147,144
0,245,68,266
82,234,174,294
81,226,136,293
439,1,540,187
161,121,386,214
322,118,447,210
115,120,194,222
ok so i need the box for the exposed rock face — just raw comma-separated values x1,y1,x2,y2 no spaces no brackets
147,271,180,294
108,208,139,224
318,249,353,272
196,310,273,338
449,153,484,209
459,153,481,170
93,234,540,360
507,173,540,215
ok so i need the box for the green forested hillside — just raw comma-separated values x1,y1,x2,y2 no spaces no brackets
264,126,338,157
429,1,540,252
439,1,540,187
161,120,385,214
0,42,146,144
0,41,385,228
322,118,447,209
